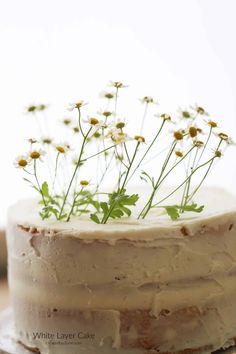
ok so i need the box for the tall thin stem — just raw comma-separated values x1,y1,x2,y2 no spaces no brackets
58,127,92,218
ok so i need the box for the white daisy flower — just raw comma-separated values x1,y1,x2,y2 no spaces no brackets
54,142,72,154
28,149,46,161
14,155,31,169
67,101,86,111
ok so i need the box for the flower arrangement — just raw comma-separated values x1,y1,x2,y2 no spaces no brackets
15,81,234,224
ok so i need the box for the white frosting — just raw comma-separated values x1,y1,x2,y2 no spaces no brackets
6,186,236,353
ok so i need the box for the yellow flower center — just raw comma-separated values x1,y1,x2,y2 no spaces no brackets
75,101,83,109
89,118,99,125
182,111,191,118
105,93,114,99
196,106,205,114
208,121,217,128
80,180,89,186
116,122,125,129
63,119,71,125
175,151,183,158
189,126,198,138
219,132,228,140
18,159,28,167
195,140,204,147
173,131,184,140
160,113,171,121
56,146,65,154
143,96,153,103
103,111,112,117
134,135,145,143
30,151,40,159
114,82,123,88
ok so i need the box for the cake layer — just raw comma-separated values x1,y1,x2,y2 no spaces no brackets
6,187,236,353
11,300,236,354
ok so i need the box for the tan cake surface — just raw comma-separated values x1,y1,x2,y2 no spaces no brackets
6,187,236,354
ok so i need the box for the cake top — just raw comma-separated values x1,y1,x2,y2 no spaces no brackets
9,186,236,241
13,81,235,228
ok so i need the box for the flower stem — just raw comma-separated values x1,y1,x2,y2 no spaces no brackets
52,152,60,194
77,108,85,138
128,119,166,183
101,142,140,224
138,140,177,218
58,127,92,219
33,160,46,206
152,155,219,208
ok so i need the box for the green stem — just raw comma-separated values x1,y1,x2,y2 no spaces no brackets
58,127,92,219
152,156,218,208
81,144,116,163
33,160,46,206
140,102,148,134
101,142,140,224
128,119,166,183
138,140,177,218
186,140,223,203
52,152,60,194
196,126,212,166
77,108,85,138
114,87,119,116
66,187,83,221
181,147,199,211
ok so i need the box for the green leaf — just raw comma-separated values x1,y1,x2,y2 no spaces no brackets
41,181,49,198
120,205,131,216
161,203,204,221
181,203,204,213
163,206,180,220
100,202,109,215
90,213,100,224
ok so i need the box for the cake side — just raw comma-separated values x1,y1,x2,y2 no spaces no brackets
6,187,236,353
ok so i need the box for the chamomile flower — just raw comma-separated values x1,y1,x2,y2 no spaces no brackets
100,111,113,118
83,117,105,128
68,101,86,111
109,119,127,131
112,131,132,145
175,150,184,158
155,113,172,121
205,120,218,129
37,104,48,111
80,180,90,186
62,118,72,126
54,142,71,154
109,81,128,89
29,149,46,160
194,140,205,148
26,105,37,113
26,138,38,145
173,130,184,141
188,126,199,138
140,96,157,104
191,104,209,116
216,132,235,145
178,108,194,120
134,135,146,143
72,126,80,134
14,155,31,169
100,91,115,100
41,137,53,145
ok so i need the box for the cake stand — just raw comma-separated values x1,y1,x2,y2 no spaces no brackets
0,307,236,354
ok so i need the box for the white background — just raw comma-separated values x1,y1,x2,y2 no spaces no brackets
0,0,236,225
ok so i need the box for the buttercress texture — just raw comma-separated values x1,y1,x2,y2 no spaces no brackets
15,81,234,224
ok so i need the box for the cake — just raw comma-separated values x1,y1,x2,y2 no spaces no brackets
6,187,236,354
